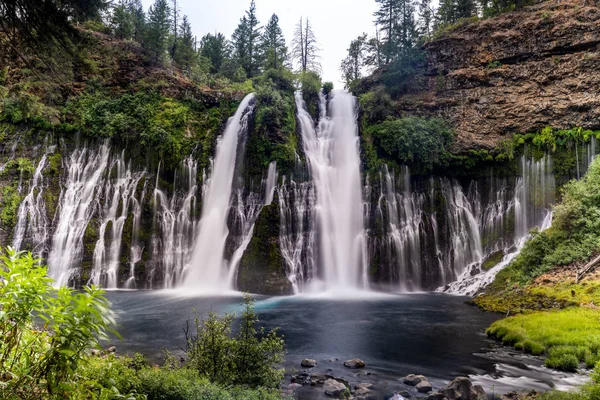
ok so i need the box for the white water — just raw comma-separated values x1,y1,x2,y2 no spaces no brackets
295,91,368,291
48,143,111,286
184,93,255,290
12,142,55,254
90,152,145,288
151,157,198,288
264,161,277,205
125,180,147,289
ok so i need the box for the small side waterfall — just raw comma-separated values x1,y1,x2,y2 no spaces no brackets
150,157,198,288
125,180,147,288
13,144,54,254
295,91,368,291
89,152,145,288
184,93,255,290
48,143,111,286
278,178,317,293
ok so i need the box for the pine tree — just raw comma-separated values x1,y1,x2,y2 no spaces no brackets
340,34,367,88
130,0,146,44
260,14,287,70
174,15,197,72
364,27,384,69
231,0,261,78
169,0,180,60
291,17,320,74
144,0,171,64
373,0,400,64
200,33,229,73
418,0,434,40
111,1,133,40
396,0,419,56
437,0,456,25
455,0,477,19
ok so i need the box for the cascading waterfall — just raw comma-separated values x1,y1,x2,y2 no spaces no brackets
12,141,55,254
150,157,198,288
441,154,556,295
125,180,147,289
48,143,111,286
278,178,317,293
184,93,255,290
89,151,145,288
264,161,277,205
294,91,368,291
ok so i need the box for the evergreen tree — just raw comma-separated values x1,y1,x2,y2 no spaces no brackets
111,1,133,40
130,0,146,44
437,0,456,25
373,0,400,64
396,0,419,56
174,15,197,72
455,0,477,19
200,33,229,73
231,0,261,78
364,27,384,69
169,0,180,60
260,14,288,70
144,0,171,64
340,34,367,88
418,0,434,40
291,17,320,74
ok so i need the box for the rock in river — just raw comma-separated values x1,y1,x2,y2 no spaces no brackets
324,379,348,398
301,358,317,368
416,380,433,393
343,358,366,368
403,374,427,386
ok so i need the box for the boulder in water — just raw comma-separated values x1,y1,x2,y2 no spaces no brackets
403,374,427,386
416,380,433,393
440,377,486,400
301,358,317,368
323,378,348,398
344,358,366,368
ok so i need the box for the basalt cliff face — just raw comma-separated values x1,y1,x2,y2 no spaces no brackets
416,0,600,151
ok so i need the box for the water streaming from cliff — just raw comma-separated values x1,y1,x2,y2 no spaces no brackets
48,143,111,286
184,93,255,291
89,152,145,288
12,140,55,255
150,157,198,288
294,91,367,291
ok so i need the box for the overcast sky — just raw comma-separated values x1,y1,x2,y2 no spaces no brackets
141,0,378,87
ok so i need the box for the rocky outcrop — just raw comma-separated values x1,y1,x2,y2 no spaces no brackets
237,198,294,295
417,0,600,151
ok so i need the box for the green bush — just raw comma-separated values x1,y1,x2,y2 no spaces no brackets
366,116,455,173
359,86,393,124
322,81,334,96
184,294,285,389
0,248,114,398
300,71,322,117
0,185,23,228
545,354,579,372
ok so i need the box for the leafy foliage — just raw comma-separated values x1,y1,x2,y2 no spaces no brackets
0,248,114,398
366,116,455,173
184,294,285,389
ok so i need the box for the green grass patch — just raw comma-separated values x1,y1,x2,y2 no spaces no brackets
487,307,600,370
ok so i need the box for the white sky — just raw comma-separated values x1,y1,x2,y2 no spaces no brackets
141,0,379,88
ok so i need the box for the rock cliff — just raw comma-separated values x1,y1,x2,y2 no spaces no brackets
416,0,600,151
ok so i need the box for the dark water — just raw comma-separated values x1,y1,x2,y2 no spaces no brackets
104,291,586,398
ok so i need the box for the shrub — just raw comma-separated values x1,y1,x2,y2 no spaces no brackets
359,86,393,124
322,81,334,96
0,248,114,398
366,116,455,173
545,354,579,372
184,294,285,389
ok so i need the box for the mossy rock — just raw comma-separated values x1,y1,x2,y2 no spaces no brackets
481,250,504,271
237,195,293,296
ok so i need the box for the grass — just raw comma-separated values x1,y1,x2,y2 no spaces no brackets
486,307,600,371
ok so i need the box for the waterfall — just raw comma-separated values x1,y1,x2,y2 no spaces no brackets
294,91,367,291
150,157,198,288
264,161,277,205
184,93,255,290
89,151,145,288
125,180,147,289
278,178,317,293
441,154,555,295
226,189,264,287
12,142,55,254
47,143,110,286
